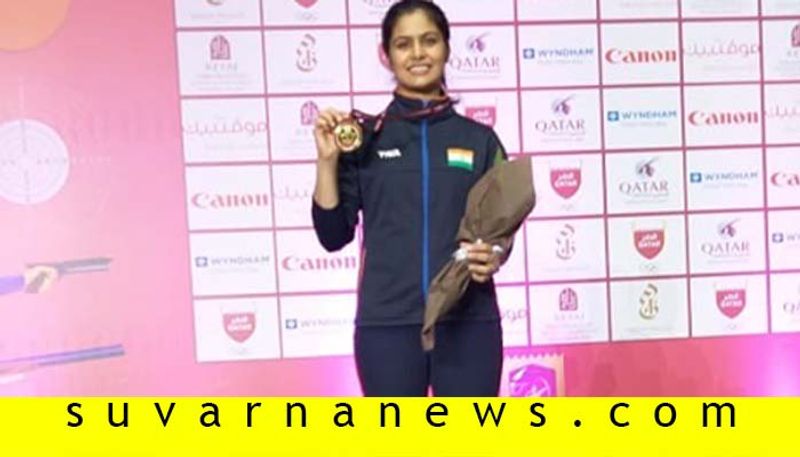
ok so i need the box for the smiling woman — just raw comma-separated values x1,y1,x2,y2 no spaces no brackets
310,0,514,398
0,0,71,51
380,3,450,99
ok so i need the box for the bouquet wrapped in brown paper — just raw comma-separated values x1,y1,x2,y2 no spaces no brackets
421,157,536,351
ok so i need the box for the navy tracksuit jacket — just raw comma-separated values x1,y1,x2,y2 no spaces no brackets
312,93,508,327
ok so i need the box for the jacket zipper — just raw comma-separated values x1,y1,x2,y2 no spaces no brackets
421,118,430,302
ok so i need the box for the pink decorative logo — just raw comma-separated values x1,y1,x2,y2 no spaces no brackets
464,106,496,127
550,168,581,199
300,101,320,126
296,34,317,72
508,364,556,397
792,23,800,47
223,312,256,343
210,35,231,60
296,0,318,8
559,287,579,311
555,224,576,260
634,229,665,260
716,289,746,319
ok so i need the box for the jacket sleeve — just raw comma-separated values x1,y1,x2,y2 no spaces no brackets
311,154,361,252
484,129,509,172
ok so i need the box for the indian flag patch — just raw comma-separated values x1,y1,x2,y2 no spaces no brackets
446,148,474,171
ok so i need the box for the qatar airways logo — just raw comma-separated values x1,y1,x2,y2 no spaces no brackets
689,110,759,127
449,33,500,74
770,171,800,188
700,219,751,260
605,48,678,64
783,284,800,316
618,158,670,200
281,255,357,271
785,299,800,316
535,95,586,139
792,23,800,48
191,192,270,209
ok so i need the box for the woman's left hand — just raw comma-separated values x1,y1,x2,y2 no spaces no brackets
460,240,501,283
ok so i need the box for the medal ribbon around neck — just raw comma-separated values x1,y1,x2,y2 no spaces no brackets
334,96,456,153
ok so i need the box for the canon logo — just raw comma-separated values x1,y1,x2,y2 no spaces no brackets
771,172,800,187
605,48,678,64
192,193,270,209
281,255,357,271
689,110,759,126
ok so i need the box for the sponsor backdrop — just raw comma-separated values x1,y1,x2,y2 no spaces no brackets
1,0,798,395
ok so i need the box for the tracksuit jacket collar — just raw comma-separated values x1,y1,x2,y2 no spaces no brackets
388,91,456,124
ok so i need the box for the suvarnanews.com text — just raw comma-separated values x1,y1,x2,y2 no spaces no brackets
64,400,736,429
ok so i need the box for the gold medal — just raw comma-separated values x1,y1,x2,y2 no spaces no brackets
333,118,363,153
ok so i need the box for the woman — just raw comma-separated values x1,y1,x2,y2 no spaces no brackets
311,0,510,396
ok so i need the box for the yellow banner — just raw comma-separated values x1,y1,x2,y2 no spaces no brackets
0,398,794,456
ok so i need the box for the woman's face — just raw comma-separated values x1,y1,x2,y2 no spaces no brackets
386,9,448,99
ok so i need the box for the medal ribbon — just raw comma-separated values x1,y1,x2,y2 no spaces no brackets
349,96,456,132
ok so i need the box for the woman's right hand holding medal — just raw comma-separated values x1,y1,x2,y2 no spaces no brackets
314,108,349,162
313,108,350,209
